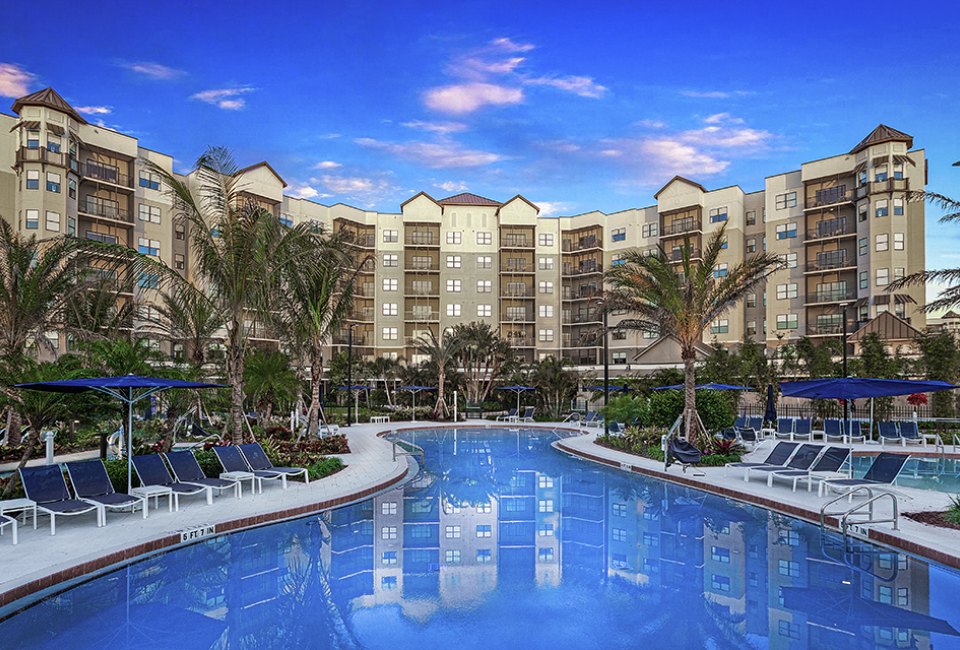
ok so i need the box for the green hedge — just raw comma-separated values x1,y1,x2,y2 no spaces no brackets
601,390,735,432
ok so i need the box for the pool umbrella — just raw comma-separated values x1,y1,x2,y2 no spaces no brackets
652,383,752,391
497,385,535,415
764,384,777,429
397,386,436,422
16,375,223,494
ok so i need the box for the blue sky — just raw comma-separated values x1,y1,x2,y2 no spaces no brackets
3,0,960,288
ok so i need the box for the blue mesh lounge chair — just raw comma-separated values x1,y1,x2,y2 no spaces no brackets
740,444,823,484
898,421,926,446
725,442,799,482
793,418,813,442
132,454,210,506
163,451,242,499
582,411,601,428
766,446,851,492
239,444,310,488
666,437,703,475
213,445,287,491
818,452,910,498
607,422,625,436
747,415,763,433
847,420,866,444
19,465,102,535
734,415,747,429
823,419,844,443
0,514,17,545
775,418,794,440
878,421,901,447
736,427,758,449
65,459,147,522
496,408,518,422
519,406,535,422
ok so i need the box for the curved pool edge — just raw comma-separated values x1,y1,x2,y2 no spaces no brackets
554,432,960,572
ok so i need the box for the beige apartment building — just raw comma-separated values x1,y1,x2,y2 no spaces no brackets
0,87,927,373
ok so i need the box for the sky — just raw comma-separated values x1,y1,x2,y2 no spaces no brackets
2,0,960,296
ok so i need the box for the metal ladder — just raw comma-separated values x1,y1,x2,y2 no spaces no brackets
819,486,899,547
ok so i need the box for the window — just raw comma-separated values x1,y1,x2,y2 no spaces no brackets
538,281,554,294
642,223,658,237
538,233,554,246
894,233,904,250
612,528,627,542
382,303,398,316
477,279,492,293
444,525,461,539
381,502,397,515
611,227,626,242
777,529,800,546
876,268,889,286
381,551,398,565
612,502,626,517
381,526,398,540
175,225,185,241
611,253,626,267
382,229,398,243
25,129,40,149
711,575,731,593
26,170,39,190
778,559,800,577
875,163,889,182
746,238,756,253
477,304,492,317
446,303,461,317
382,327,398,340
713,263,728,278
477,549,492,563
446,279,462,293
138,272,160,289
538,475,553,488
860,271,868,289
897,587,909,606
875,233,889,251
446,255,462,268
446,231,461,244
777,314,798,330
67,178,76,199
382,278,398,291
875,199,889,217
538,329,554,342
475,524,492,538
612,351,627,364
781,252,797,269
858,237,867,256
746,293,757,308
893,198,904,216
745,210,756,225
776,283,798,300
174,254,185,270
46,172,61,193
444,549,461,564
138,204,161,224
138,171,161,190
44,211,60,232
538,548,554,562
477,255,492,269
137,238,160,256
894,267,904,280
538,499,554,513
538,257,554,270
279,213,293,227
477,231,492,245
775,192,797,210
538,304,554,318
709,207,728,223
775,222,797,239
379,253,396,267
538,523,554,537
778,621,800,640
710,319,729,334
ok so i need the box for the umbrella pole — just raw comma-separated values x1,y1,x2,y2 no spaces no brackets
516,390,520,415
127,388,134,494
412,391,416,423
870,398,874,443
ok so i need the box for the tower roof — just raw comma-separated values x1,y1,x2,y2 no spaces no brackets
438,192,502,207
11,87,87,124
850,124,912,154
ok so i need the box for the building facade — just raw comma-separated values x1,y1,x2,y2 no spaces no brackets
0,87,927,371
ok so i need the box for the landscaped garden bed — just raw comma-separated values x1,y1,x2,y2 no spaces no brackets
595,428,745,467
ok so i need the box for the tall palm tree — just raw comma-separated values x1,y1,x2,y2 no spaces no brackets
452,321,513,405
367,355,402,408
890,191,960,311
147,147,323,441
606,223,783,442
414,330,462,419
528,356,580,419
244,349,300,427
152,284,222,374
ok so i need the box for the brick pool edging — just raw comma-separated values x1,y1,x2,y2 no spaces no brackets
554,437,960,571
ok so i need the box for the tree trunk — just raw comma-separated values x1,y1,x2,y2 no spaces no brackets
1,429,37,498
307,348,323,437
682,348,697,443
6,410,22,446
225,327,246,443
434,368,448,419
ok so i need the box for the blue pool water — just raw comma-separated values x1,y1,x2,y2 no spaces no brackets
852,454,960,493
3,427,960,649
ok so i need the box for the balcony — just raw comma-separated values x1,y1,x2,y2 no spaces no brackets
502,284,533,298
79,197,134,225
805,288,857,305
501,235,533,249
405,232,440,247
562,286,602,301
563,310,601,324
805,187,854,210
856,178,909,198
347,307,375,322
405,259,440,272
501,260,533,273
84,230,120,245
501,310,533,322
406,284,439,297
805,218,856,241
82,161,132,188
16,147,65,167
805,253,854,273
562,235,601,253
406,309,439,322
332,334,370,347
669,248,702,262
562,262,602,276
661,219,700,237
342,232,376,248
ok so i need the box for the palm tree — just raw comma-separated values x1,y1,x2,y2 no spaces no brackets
528,356,580,419
452,321,513,406
413,330,463,419
367,355,402,408
153,285,221,373
244,349,300,427
890,191,960,311
146,147,324,441
605,223,783,442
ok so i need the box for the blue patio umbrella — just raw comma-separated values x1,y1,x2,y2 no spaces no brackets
497,385,535,414
764,384,777,428
16,375,223,493
652,383,752,391
397,385,436,422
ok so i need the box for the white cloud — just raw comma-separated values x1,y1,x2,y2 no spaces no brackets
423,83,523,114
356,137,503,168
313,160,342,169
288,184,319,199
679,124,772,149
318,175,399,206
489,37,535,53
523,75,607,98
681,89,755,99
639,138,730,177
534,201,574,217
0,63,34,97
190,87,255,110
436,180,469,193
122,62,185,80
635,119,667,129
401,120,467,135
703,112,744,125
75,105,112,115
451,56,526,79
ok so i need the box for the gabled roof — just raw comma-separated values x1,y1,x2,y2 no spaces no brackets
632,335,712,364
400,191,440,208
438,192,501,206
850,124,913,155
848,311,922,343
11,87,87,124
501,194,540,213
653,176,707,199
234,161,287,187
941,311,960,320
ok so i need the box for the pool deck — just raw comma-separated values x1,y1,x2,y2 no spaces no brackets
554,429,960,571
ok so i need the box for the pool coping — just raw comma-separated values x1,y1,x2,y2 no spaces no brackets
554,433,960,571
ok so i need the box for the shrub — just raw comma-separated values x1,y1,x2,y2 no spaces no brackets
947,495,960,526
645,389,734,432
601,395,649,425
308,456,344,481
103,457,138,492
194,448,223,478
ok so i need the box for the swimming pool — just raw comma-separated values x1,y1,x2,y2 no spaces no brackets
2,426,960,649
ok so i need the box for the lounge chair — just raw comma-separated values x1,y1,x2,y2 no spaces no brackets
734,415,747,429
818,452,910,498
740,443,823,484
847,420,866,444
214,445,288,491
19,465,102,535
238,444,310,487
582,411,601,428
163,451,242,499
132,454,210,506
767,446,851,492
519,406,535,422
775,418,794,440
497,408,518,422
823,419,844,443
0,514,17,545
607,422,625,436
878,421,901,447
736,427,758,449
793,418,814,441
747,416,763,433
725,442,799,482
65,459,147,522
898,421,925,446
666,437,703,475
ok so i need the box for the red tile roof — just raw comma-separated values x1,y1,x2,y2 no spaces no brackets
438,192,502,206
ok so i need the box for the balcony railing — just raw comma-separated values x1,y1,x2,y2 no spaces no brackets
502,285,533,297
662,219,700,236
669,248,702,262
502,311,533,322
562,286,602,300
806,186,853,208
562,262,602,276
501,260,532,273
405,232,440,246
332,335,370,346
406,309,439,321
80,197,133,224
83,161,131,188
808,288,857,304
406,285,438,296
856,178,909,198
342,232,375,248
806,218,855,240
562,235,601,252
405,260,439,271
348,307,375,321
501,235,533,248
806,253,853,272
17,147,65,166
563,311,601,324
84,230,119,245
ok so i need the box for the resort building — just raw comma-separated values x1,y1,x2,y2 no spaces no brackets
0,87,928,371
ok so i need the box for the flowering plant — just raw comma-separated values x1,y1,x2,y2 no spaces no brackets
907,393,928,407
